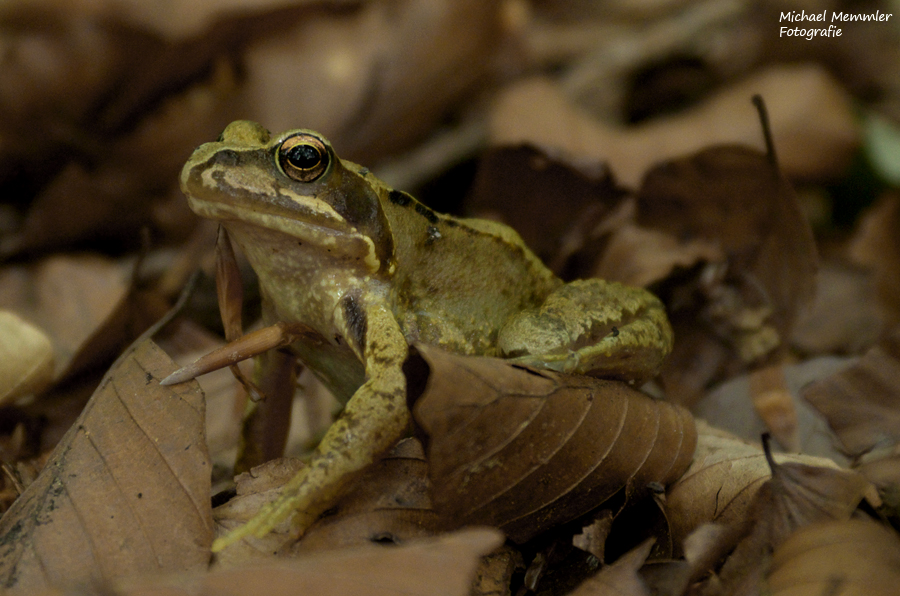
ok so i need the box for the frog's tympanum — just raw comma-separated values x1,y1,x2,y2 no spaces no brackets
172,121,673,551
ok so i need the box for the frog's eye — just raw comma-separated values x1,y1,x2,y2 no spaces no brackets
278,134,330,182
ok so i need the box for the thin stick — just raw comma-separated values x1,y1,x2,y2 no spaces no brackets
751,94,778,168
106,270,201,374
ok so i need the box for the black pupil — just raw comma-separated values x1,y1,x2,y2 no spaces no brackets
286,144,321,169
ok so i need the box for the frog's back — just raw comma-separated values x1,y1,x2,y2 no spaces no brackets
381,189,560,355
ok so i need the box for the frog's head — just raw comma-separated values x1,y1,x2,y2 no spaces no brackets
181,120,393,273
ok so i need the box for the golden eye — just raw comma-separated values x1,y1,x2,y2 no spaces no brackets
278,134,329,182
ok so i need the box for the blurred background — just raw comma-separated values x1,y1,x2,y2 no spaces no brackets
3,0,899,255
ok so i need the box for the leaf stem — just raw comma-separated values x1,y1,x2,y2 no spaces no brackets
761,432,778,474
751,95,779,169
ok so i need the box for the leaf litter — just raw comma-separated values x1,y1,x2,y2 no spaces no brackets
1,1,899,594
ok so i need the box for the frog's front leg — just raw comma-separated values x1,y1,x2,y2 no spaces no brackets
211,298,409,552
497,279,673,384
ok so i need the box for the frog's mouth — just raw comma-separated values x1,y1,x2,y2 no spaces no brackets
181,150,378,269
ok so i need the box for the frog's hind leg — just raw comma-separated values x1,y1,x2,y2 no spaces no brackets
497,279,673,384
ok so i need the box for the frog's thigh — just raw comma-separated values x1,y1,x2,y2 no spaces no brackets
497,279,672,381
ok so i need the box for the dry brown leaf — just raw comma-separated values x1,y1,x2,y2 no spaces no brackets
849,193,900,321
747,443,870,540
489,71,821,407
12,76,240,255
854,454,900,516
411,344,696,543
231,528,496,596
636,138,816,404
0,6,161,189
32,527,504,596
74,0,307,38
470,544,522,596
638,143,817,355
465,144,627,276
767,519,900,596
0,255,166,383
711,437,871,595
291,437,440,554
666,421,850,552
573,511,615,563
692,357,853,464
490,65,858,188
570,539,653,596
243,0,504,164
592,219,723,289
0,310,54,404
802,328,900,515
155,317,246,469
0,6,242,256
791,264,887,355
802,327,900,459
3,1,506,255
211,457,308,564
0,339,213,593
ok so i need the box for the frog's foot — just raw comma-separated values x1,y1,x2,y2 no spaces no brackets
212,468,321,552
498,279,673,383
213,363,411,552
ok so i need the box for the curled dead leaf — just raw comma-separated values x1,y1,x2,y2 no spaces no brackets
411,344,696,543
640,143,816,358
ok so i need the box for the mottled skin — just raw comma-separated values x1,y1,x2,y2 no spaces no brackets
180,121,673,550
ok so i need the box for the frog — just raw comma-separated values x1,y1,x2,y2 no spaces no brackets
165,121,673,552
